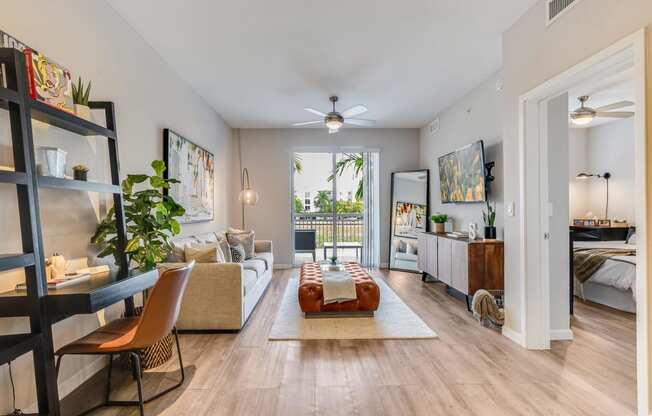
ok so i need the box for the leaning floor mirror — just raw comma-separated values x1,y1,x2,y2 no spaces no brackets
388,170,430,272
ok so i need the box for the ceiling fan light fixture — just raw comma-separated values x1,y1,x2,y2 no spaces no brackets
570,112,594,126
325,114,344,130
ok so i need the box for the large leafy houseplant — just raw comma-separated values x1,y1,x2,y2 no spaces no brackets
91,160,185,271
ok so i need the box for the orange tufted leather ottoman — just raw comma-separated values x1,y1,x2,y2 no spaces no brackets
298,262,380,315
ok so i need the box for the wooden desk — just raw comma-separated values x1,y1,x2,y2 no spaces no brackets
0,268,159,319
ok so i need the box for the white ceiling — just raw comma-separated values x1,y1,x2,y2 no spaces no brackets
107,0,537,128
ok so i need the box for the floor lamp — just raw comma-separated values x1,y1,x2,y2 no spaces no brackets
239,168,259,229
577,172,611,219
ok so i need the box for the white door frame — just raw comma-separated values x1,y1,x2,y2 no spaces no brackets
516,29,648,414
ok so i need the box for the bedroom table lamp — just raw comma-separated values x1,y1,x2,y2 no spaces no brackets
239,168,259,229
577,172,611,219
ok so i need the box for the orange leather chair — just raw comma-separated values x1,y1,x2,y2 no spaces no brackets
55,262,195,416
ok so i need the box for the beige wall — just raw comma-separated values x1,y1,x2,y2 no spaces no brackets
502,0,652,408
419,72,504,236
0,1,233,412
236,128,420,266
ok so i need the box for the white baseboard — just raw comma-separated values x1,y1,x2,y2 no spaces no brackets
379,262,389,269
502,326,526,347
550,329,574,341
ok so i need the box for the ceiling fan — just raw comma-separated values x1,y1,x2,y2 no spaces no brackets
292,96,376,133
570,95,634,126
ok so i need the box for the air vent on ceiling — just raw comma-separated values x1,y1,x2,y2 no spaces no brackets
428,118,440,136
546,0,582,26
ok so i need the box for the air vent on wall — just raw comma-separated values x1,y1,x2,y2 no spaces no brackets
428,118,440,136
546,0,582,26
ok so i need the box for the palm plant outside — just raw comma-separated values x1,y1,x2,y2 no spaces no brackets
328,153,364,201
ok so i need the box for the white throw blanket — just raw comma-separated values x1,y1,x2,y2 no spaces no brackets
322,271,357,304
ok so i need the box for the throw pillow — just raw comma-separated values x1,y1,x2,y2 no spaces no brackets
230,244,245,263
190,242,226,263
185,245,223,263
226,229,255,259
218,238,232,263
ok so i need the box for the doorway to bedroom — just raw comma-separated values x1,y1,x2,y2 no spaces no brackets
291,150,380,267
517,30,645,415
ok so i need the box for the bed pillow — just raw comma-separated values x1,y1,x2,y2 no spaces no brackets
627,232,637,245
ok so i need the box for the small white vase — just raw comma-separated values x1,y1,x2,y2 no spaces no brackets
74,104,91,121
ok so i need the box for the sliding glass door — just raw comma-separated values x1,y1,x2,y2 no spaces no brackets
292,150,379,267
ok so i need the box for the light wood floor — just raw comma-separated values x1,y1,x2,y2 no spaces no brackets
62,269,637,416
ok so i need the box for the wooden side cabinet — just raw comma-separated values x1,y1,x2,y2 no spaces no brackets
417,232,504,308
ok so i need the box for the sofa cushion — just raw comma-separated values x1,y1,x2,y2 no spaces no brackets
242,269,258,296
185,243,226,263
242,258,266,277
226,229,256,259
230,244,245,263
195,232,220,244
168,236,200,262
218,239,232,263
395,252,418,261
252,252,273,270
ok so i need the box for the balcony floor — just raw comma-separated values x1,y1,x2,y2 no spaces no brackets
294,247,361,265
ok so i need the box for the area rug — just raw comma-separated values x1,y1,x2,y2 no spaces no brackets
268,277,437,340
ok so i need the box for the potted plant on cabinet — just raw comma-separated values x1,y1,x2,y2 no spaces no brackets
483,201,497,239
430,214,448,233
72,77,92,121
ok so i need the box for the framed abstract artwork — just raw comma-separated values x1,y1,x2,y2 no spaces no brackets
163,129,214,223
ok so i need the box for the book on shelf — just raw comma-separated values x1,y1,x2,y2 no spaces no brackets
15,272,90,291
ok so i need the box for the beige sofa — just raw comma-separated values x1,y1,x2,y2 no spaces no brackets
162,232,273,331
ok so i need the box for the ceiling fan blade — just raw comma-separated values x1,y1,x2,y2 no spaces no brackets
304,107,327,117
595,101,634,112
292,120,323,126
595,111,635,118
344,118,376,127
341,105,368,118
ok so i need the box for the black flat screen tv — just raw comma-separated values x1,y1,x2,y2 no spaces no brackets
438,140,486,204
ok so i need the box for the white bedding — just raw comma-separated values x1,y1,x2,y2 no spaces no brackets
574,240,637,293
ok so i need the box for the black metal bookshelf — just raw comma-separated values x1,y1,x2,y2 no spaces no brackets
0,47,135,415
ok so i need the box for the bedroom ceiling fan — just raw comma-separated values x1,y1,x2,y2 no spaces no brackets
292,96,376,133
570,95,634,126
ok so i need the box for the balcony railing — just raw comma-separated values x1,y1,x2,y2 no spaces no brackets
293,213,363,248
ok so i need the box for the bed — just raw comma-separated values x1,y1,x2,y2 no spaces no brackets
572,240,637,313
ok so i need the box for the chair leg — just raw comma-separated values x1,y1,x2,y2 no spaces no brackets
105,354,114,403
130,352,145,416
174,327,185,384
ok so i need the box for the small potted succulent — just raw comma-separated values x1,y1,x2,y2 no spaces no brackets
430,214,448,233
329,255,338,265
483,201,497,239
72,77,92,121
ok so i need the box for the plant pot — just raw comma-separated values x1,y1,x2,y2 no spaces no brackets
484,226,497,240
74,104,91,121
434,222,445,233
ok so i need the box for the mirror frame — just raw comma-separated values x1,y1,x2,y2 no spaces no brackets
388,169,430,273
